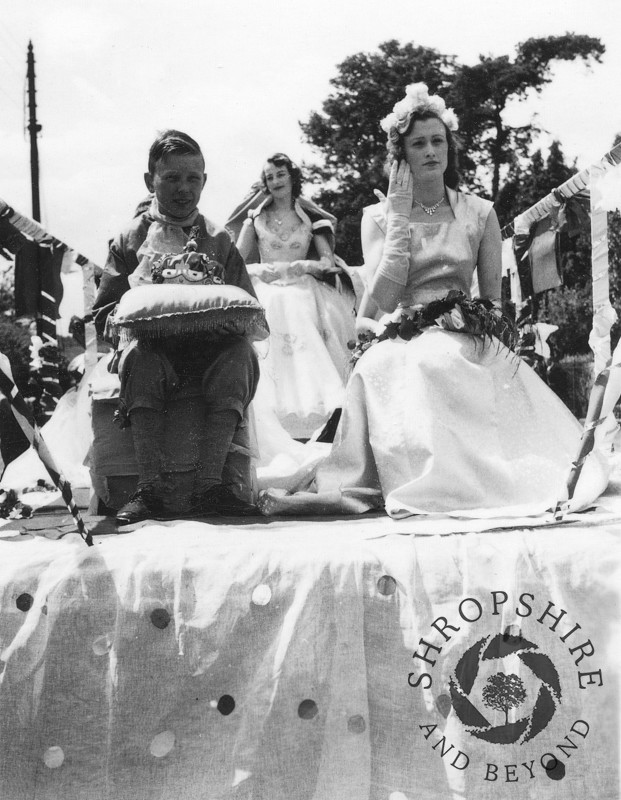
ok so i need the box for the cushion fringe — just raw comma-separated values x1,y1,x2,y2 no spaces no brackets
113,307,268,342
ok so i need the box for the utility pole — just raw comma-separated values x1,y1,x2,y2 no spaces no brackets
26,41,42,222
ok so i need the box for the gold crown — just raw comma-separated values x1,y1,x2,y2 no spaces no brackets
151,229,224,285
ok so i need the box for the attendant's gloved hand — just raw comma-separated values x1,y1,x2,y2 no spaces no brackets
289,258,341,279
246,263,281,283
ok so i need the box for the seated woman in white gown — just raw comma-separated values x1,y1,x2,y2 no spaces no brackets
258,83,609,519
236,154,356,440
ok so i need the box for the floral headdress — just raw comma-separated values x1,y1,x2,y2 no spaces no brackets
380,83,459,141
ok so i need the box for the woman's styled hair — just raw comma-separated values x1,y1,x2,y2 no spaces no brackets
386,111,461,190
147,130,204,176
261,153,303,198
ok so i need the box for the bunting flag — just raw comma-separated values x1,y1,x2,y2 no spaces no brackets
0,357,92,546
14,237,64,344
0,210,28,259
0,198,100,373
0,388,30,480
511,230,535,299
510,201,580,299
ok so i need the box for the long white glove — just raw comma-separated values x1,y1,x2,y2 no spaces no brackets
376,160,413,286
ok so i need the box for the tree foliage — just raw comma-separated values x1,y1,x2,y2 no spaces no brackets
0,261,32,390
300,36,616,364
448,35,604,198
301,35,604,265
495,140,578,228
0,261,16,316
300,40,455,265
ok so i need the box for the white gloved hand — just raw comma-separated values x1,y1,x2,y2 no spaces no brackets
386,160,414,219
247,263,281,283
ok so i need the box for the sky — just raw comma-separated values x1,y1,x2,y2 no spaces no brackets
1,0,621,317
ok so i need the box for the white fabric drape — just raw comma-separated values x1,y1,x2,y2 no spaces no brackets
0,521,618,799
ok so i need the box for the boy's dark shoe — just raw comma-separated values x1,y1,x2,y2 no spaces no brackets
116,487,165,526
191,484,258,517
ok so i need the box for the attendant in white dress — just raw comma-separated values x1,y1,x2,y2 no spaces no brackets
258,84,609,518
236,154,355,440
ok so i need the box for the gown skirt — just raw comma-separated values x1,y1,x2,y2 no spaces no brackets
259,327,610,519
252,273,355,440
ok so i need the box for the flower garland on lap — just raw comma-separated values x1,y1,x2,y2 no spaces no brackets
349,290,517,366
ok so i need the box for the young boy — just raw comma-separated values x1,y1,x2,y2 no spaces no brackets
93,130,260,524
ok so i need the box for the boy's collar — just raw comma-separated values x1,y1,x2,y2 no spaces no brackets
149,197,200,228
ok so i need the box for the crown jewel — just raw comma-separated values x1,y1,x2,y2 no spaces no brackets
151,227,225,285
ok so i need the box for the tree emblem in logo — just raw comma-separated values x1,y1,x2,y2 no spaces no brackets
449,631,561,744
482,673,527,724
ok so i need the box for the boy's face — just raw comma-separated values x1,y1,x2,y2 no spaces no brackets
144,153,206,219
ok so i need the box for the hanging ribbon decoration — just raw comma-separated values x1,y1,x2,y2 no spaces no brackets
587,160,617,375
551,151,621,518
552,353,621,520
75,254,98,373
502,141,621,239
497,143,621,518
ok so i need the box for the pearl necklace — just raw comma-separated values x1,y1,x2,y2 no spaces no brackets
414,196,445,216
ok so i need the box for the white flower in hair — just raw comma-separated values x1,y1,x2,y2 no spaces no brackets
380,112,399,135
405,82,430,102
393,97,414,117
380,82,459,136
427,95,447,116
442,109,459,131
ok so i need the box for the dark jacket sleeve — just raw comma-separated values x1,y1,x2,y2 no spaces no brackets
219,233,258,300
92,240,131,336
92,217,148,336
